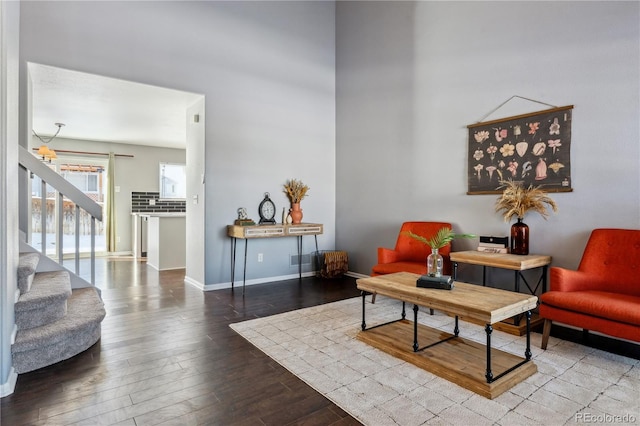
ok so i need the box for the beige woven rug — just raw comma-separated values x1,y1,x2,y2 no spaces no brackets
230,297,639,425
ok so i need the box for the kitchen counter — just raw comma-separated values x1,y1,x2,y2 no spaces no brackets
132,213,186,270
139,213,186,218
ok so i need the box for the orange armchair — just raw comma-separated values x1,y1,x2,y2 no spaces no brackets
371,221,453,277
540,229,640,349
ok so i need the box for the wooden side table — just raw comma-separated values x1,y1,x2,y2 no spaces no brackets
449,250,551,335
227,223,323,295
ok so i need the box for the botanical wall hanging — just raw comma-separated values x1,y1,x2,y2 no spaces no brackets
466,104,573,194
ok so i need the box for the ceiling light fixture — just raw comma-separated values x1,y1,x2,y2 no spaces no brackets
33,122,64,162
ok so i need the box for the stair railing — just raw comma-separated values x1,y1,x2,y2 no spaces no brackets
19,146,103,285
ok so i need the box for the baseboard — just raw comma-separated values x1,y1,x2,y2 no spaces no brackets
184,275,204,291
148,264,185,272
202,272,318,291
0,367,18,397
107,251,133,257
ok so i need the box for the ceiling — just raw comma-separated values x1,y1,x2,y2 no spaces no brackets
29,63,203,150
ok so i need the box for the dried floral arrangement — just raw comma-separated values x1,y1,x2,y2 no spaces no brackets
405,228,475,250
495,179,558,222
283,179,309,204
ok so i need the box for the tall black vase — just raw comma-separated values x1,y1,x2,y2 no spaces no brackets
511,218,529,255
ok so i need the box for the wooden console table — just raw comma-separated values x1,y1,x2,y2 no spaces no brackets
450,250,551,335
227,223,323,294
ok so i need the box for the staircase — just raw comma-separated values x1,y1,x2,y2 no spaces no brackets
12,249,106,374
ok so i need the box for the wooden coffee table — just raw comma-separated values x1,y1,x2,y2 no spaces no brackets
356,272,538,399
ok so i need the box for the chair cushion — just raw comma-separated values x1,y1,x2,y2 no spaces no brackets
371,261,427,276
540,290,640,326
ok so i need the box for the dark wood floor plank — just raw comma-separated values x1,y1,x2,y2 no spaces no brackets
2,259,362,425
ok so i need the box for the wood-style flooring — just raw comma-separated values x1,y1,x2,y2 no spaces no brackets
1,259,363,425
3,259,638,425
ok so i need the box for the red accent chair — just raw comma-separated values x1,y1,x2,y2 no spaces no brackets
371,222,452,303
540,228,640,349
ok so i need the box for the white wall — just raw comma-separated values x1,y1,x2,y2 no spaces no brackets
186,98,206,287
336,1,640,280
19,1,336,285
1,0,21,396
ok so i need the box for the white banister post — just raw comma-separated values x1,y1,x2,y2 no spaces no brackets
91,217,96,285
41,179,46,255
57,192,64,264
75,206,80,275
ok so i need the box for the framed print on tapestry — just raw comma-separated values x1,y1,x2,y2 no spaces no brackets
466,105,573,194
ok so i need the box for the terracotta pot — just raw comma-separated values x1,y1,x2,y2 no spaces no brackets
290,203,303,224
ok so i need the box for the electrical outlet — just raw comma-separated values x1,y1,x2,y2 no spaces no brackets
258,253,263,262
117,236,121,243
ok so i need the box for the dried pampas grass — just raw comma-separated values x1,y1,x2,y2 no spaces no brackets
495,180,558,222
283,179,309,203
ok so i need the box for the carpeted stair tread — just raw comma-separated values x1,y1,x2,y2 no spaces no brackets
13,287,105,353
15,271,71,311
17,252,40,294
12,287,106,374
15,271,72,330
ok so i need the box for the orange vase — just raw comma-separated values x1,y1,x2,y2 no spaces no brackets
290,203,303,224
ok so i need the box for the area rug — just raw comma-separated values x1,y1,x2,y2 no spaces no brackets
230,297,640,425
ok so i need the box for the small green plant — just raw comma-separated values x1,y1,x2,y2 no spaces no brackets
405,227,475,249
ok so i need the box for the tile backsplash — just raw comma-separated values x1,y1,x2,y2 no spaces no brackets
131,191,186,213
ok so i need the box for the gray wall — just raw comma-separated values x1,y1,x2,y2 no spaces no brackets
336,1,640,283
30,137,187,254
19,1,337,285
1,0,20,395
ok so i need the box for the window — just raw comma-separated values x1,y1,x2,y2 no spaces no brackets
160,163,186,199
60,166,103,195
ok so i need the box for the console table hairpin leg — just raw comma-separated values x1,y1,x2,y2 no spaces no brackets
230,234,319,296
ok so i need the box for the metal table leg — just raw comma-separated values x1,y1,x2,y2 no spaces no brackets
297,236,303,279
413,304,419,352
242,239,248,296
485,324,493,383
486,311,533,383
361,291,366,331
230,237,236,290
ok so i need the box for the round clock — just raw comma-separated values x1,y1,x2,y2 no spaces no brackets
258,192,276,225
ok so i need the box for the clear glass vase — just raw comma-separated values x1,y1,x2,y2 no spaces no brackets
427,248,443,277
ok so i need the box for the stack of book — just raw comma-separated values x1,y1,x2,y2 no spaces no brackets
477,236,509,253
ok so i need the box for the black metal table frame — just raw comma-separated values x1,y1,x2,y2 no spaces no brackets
452,262,548,325
452,263,548,296
230,235,319,295
359,291,532,384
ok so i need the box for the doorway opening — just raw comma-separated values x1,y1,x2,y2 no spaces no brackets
28,63,205,282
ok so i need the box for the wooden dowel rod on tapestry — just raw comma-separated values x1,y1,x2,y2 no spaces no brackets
469,105,574,128
31,148,134,158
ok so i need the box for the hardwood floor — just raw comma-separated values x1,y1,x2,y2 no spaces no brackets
1,259,363,425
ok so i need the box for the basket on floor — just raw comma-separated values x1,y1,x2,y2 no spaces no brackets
314,250,349,278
